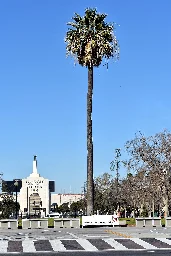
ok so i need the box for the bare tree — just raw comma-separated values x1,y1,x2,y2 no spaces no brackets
124,130,171,217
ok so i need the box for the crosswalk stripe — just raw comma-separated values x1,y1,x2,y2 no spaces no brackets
2,238,171,252
114,238,144,249
49,239,66,251
130,238,157,249
155,238,171,246
76,238,98,251
0,241,8,253
141,238,171,248
22,240,36,252
103,238,128,250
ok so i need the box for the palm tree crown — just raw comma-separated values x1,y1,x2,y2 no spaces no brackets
65,8,119,67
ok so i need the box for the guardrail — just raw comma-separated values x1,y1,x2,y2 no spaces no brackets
136,217,161,227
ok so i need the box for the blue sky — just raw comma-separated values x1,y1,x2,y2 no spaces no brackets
0,0,170,193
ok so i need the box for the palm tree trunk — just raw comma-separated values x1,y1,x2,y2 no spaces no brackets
87,65,94,216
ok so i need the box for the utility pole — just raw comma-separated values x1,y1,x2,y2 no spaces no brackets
110,149,121,211
14,180,19,219
0,173,3,193
81,182,86,215
110,149,121,191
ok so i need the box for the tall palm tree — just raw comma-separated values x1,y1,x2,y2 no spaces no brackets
65,8,119,216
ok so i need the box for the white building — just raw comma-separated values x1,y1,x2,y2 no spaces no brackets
17,156,54,217
2,156,84,216
51,193,84,207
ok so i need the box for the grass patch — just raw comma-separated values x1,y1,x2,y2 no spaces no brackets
48,218,54,227
119,218,136,226
18,219,22,227
161,217,165,226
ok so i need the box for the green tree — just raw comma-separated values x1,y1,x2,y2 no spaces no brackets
0,193,20,219
70,201,80,217
65,8,119,215
58,203,70,214
51,203,58,212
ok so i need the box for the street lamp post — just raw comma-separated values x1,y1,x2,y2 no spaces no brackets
14,180,18,219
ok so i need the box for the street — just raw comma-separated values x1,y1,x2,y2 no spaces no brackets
0,226,170,253
0,226,171,240
0,250,171,256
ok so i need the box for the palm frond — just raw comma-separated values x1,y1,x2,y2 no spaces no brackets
65,8,119,68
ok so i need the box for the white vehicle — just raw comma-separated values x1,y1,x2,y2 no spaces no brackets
46,213,61,218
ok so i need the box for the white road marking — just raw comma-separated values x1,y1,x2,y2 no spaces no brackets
77,238,98,251
130,238,157,249
67,232,79,239
50,239,66,251
0,241,8,253
22,240,36,252
103,238,128,250
155,238,171,245
83,235,110,238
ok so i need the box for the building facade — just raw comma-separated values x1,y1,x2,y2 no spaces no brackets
17,156,55,217
2,156,85,217
51,193,84,207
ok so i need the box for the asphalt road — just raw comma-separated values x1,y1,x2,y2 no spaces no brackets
0,226,171,240
0,227,171,254
0,250,171,256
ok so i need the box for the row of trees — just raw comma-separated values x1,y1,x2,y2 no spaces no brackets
92,130,171,217
123,129,171,217
52,200,85,217
54,130,171,218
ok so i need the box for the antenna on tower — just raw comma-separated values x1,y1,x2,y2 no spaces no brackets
0,172,3,193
